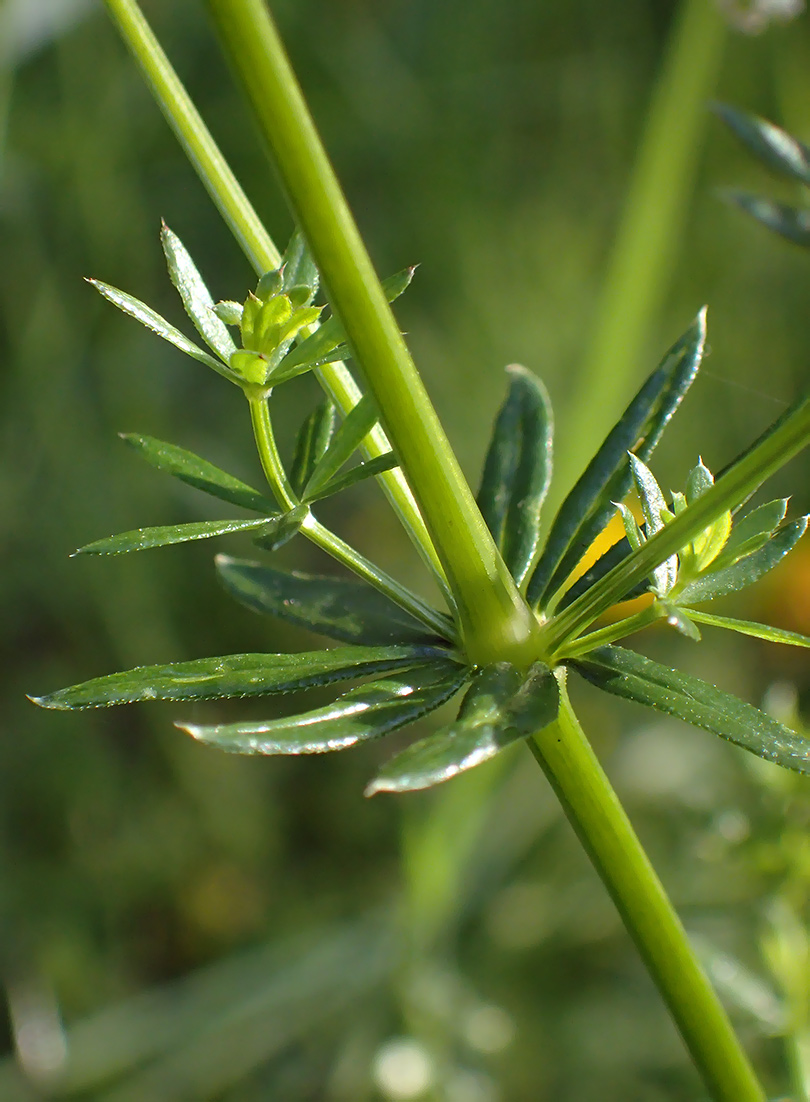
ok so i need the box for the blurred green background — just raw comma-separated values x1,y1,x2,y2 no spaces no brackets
1,0,809,1098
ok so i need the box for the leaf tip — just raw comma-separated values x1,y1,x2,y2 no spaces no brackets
27,692,61,710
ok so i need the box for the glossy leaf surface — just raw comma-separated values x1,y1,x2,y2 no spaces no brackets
629,454,677,594
88,279,234,380
302,395,379,498
477,366,553,586
676,516,808,604
75,516,283,556
216,555,453,646
32,645,442,710
572,645,810,774
714,103,810,187
367,662,559,794
251,505,308,551
724,191,810,249
713,498,787,569
120,433,275,512
289,400,337,497
161,223,238,362
180,662,468,754
527,311,705,609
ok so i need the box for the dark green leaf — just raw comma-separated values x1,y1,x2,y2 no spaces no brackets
161,223,238,362
251,505,308,551
723,191,810,249
74,516,285,556
477,366,553,586
120,433,276,512
676,516,808,604
179,662,469,754
303,453,399,504
30,645,442,710
572,645,810,774
302,395,378,498
366,662,560,794
527,311,705,610
713,103,810,187
289,401,337,497
688,609,810,648
88,278,236,381
216,555,453,646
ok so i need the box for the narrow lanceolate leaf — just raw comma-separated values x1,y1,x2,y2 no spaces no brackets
713,103,810,187
161,223,238,362
723,191,810,250
688,610,810,649
302,395,379,498
280,227,319,300
303,452,399,504
572,645,810,775
629,454,677,595
676,516,808,605
216,556,453,646
88,279,233,379
712,498,788,570
120,433,276,512
30,645,442,710
477,366,553,586
179,662,469,754
527,311,705,610
366,662,560,794
74,516,284,556
289,400,337,497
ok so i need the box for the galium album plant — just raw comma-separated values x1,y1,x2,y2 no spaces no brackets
32,0,810,1098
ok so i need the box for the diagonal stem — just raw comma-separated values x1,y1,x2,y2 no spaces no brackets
101,0,451,601
530,671,766,1101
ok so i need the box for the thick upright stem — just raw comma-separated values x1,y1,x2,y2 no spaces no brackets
530,672,766,1102
205,0,539,667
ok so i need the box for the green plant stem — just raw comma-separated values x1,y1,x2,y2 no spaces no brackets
555,603,662,660
205,0,539,668
540,396,810,657
100,0,450,602
530,672,766,1102
248,395,455,639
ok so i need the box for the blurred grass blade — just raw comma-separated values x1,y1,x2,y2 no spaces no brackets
161,222,238,361
722,190,810,249
527,311,705,609
216,555,453,645
302,395,378,498
121,432,276,511
713,103,810,187
289,400,337,496
366,662,559,794
31,645,442,710
180,663,469,754
75,516,284,556
477,365,553,586
677,516,808,604
571,645,810,774
88,277,237,380
303,452,399,504
688,610,810,648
